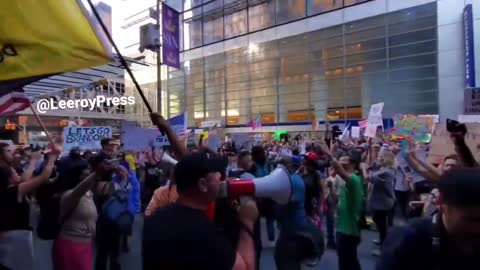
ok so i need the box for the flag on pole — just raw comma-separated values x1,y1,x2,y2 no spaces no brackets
358,119,368,129
0,0,113,89
168,112,187,138
0,89,30,115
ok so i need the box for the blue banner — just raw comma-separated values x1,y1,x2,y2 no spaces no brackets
162,3,180,69
464,4,476,88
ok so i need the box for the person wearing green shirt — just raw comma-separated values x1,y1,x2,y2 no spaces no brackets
318,143,364,270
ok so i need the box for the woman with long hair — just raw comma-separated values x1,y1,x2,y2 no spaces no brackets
52,159,106,270
361,150,396,256
0,148,59,270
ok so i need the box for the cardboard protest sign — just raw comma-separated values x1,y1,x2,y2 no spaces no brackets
365,102,384,137
428,122,480,164
63,126,111,151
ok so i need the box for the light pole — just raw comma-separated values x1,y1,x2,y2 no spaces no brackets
156,0,162,115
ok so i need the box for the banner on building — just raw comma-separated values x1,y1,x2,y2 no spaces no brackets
162,3,180,69
63,126,112,151
464,87,480,114
0,0,112,89
464,4,476,88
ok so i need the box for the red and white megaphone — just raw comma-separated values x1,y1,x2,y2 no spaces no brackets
161,152,178,165
219,164,292,205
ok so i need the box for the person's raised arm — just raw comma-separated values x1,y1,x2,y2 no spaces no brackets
20,150,42,182
405,149,439,181
150,113,188,159
60,172,98,220
18,148,60,197
233,198,258,270
451,133,479,168
318,142,352,183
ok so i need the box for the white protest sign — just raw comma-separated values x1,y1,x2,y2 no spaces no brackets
63,126,112,151
351,126,360,138
365,102,384,137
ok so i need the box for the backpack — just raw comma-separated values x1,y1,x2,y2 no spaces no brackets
101,180,134,234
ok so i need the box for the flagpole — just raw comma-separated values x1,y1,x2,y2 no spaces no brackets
85,0,153,114
29,104,55,146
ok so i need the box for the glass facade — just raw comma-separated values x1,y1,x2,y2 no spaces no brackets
181,0,372,50
169,3,438,126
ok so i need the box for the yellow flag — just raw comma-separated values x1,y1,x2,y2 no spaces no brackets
0,0,112,83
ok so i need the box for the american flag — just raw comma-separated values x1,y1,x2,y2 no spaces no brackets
358,119,368,129
167,112,187,138
0,89,31,115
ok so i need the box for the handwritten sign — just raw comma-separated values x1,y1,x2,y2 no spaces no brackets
63,126,111,151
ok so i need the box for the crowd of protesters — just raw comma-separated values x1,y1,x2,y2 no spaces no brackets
0,115,479,270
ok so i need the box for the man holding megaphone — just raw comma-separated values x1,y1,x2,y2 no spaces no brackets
143,152,258,270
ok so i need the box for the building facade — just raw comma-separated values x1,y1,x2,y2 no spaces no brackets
156,0,479,133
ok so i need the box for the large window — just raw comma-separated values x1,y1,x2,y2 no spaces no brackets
183,7,203,50
248,0,275,32
225,8,248,38
170,3,438,124
203,0,224,44
180,0,374,49
307,0,342,16
275,0,306,24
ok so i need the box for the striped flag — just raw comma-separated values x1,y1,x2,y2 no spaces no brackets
358,119,368,129
168,112,187,138
0,89,31,115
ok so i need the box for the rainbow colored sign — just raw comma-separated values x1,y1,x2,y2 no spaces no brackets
390,114,432,143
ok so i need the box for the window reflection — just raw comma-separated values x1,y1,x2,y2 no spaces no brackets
171,2,438,123
225,9,248,38
248,0,275,32
307,0,342,16
275,0,306,24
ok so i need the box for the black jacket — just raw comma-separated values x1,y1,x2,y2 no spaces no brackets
377,217,476,270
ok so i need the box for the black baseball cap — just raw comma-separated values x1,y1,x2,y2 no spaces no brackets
174,152,227,192
438,168,480,207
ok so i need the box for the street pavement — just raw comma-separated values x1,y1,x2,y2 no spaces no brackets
34,214,378,270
